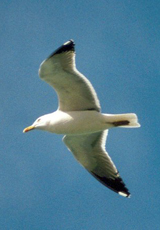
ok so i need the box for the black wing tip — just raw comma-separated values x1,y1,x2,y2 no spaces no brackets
90,172,130,198
49,39,75,57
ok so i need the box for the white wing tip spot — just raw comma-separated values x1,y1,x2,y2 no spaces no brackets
63,40,72,45
118,192,131,198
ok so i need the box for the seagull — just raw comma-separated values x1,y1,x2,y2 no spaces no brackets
23,40,140,197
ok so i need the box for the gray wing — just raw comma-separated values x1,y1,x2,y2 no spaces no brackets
39,40,101,112
63,131,130,197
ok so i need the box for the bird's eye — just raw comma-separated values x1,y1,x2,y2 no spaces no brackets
37,118,41,122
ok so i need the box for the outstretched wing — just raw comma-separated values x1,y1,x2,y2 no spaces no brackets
39,40,101,112
63,131,130,197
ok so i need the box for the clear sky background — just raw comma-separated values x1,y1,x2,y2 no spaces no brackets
1,1,160,230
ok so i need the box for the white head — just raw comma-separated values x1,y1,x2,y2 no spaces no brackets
23,114,51,133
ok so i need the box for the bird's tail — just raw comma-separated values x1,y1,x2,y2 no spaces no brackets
106,113,140,128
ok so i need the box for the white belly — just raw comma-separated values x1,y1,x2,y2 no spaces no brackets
47,110,107,134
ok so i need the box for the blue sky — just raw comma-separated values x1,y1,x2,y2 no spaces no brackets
1,1,160,229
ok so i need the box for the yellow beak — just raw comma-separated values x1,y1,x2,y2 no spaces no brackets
23,126,35,133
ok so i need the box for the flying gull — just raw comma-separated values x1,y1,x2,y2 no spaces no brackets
23,40,140,197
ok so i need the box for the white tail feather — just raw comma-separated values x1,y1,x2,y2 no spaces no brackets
106,113,140,128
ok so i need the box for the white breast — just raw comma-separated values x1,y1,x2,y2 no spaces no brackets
47,110,106,135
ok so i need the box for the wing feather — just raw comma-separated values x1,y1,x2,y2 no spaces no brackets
39,40,101,112
63,131,130,197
